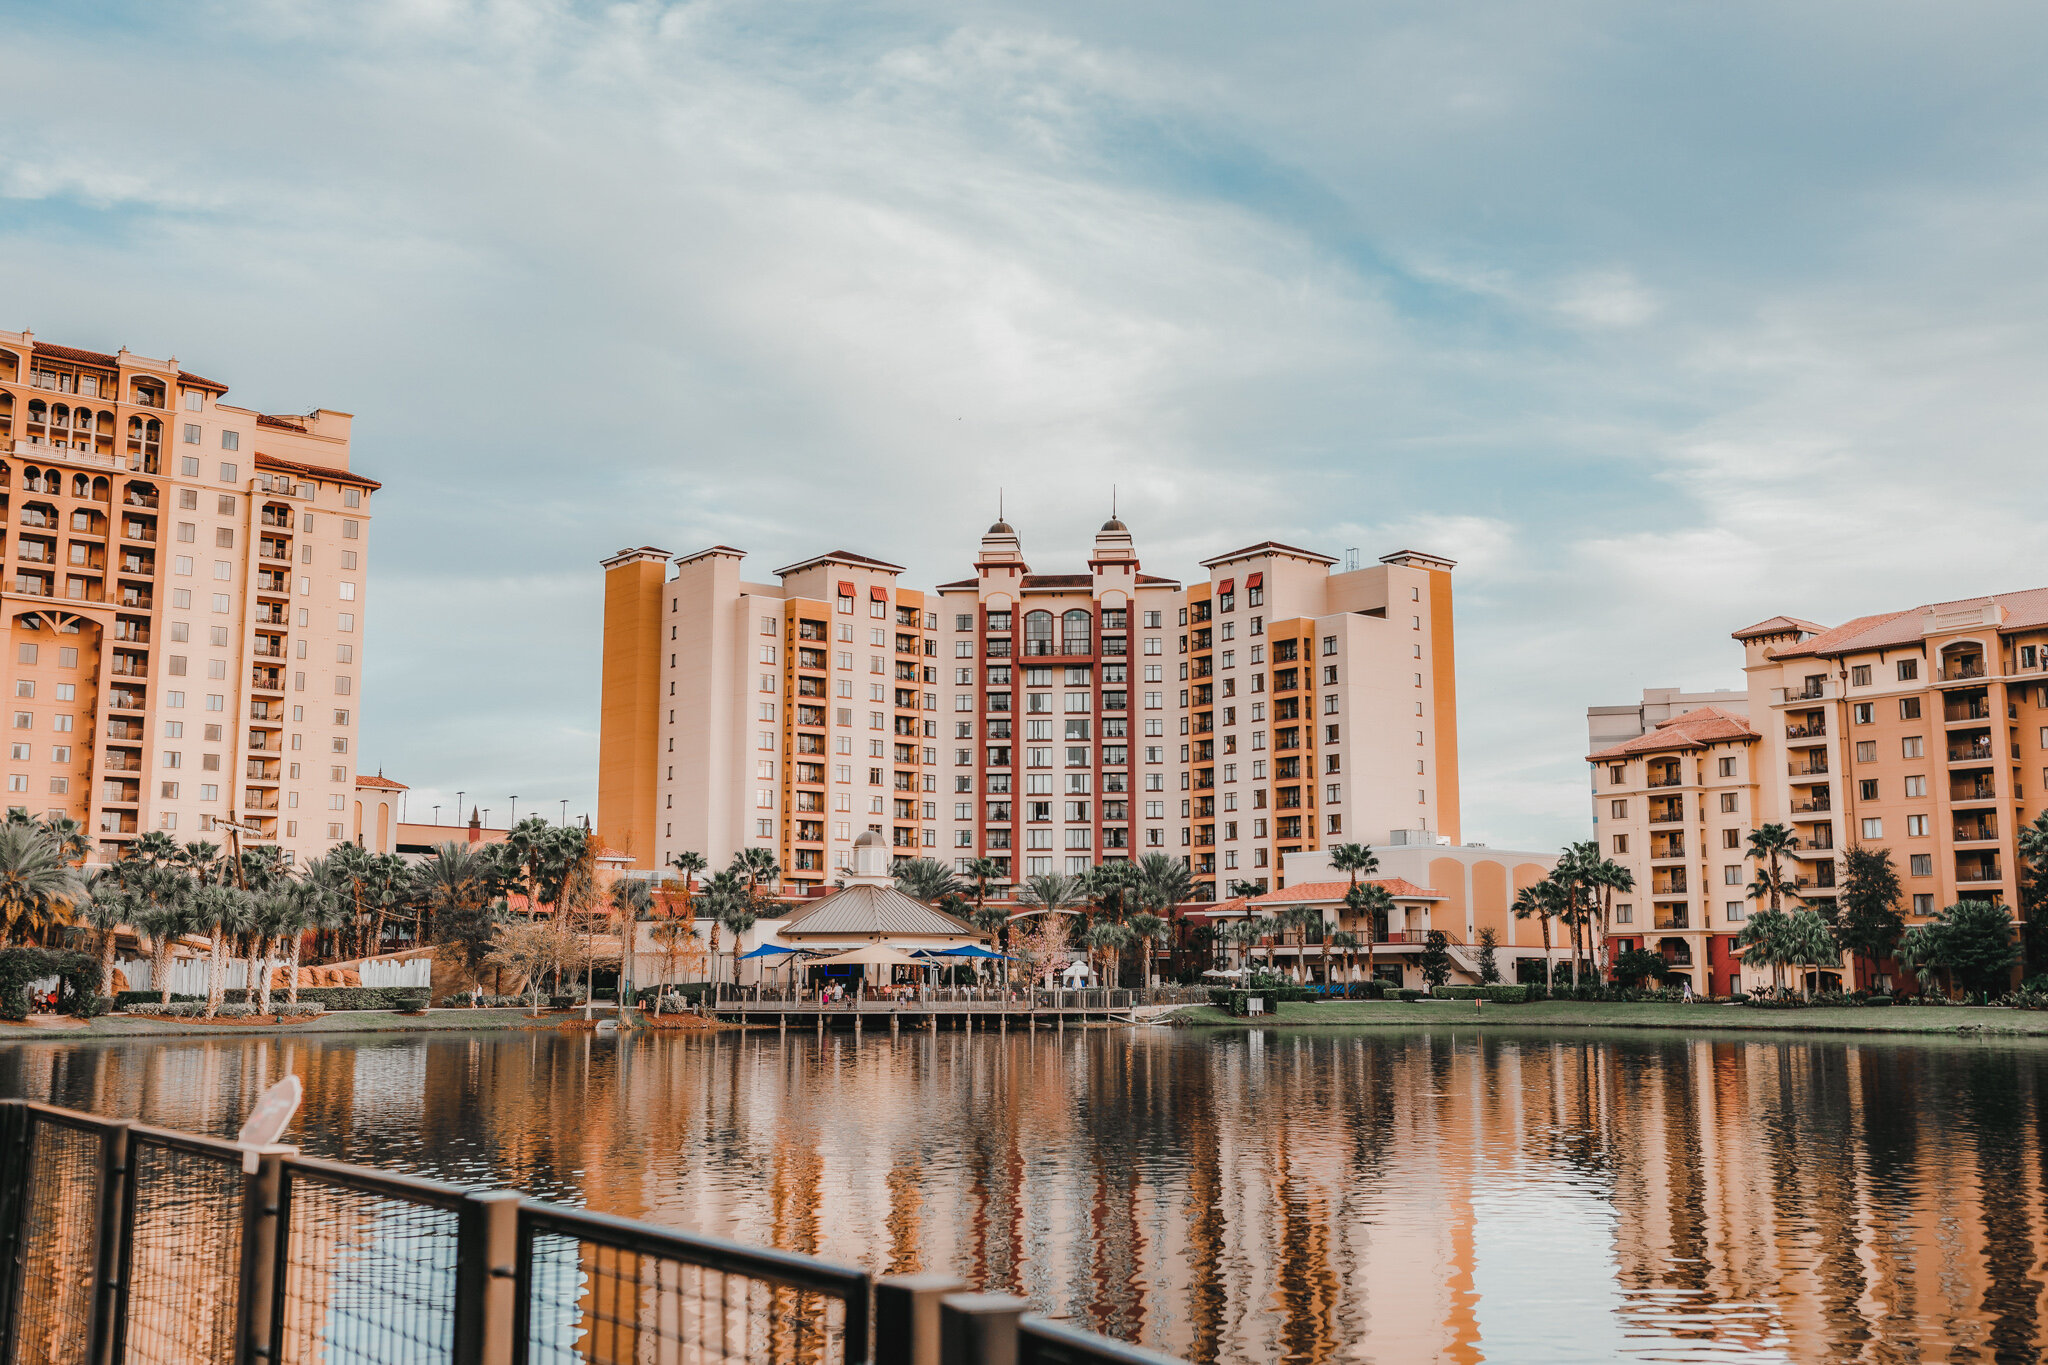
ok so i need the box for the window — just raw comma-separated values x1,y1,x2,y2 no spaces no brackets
1610,799,1627,818
1615,904,1633,925
1856,741,1876,762
1853,703,1873,724
1718,756,1737,777
1913,893,1934,914
1720,792,1739,813
213,560,232,580
1899,697,1921,720
1613,834,1628,854
1897,659,1918,681
1061,609,1091,655
1725,902,1746,923
1723,828,1741,848
1905,815,1928,837
1902,736,1923,759
182,423,201,444
1859,779,1878,800
1909,854,1933,877
1609,765,1625,785
1903,775,1926,798
1861,818,1882,839
1850,665,1871,686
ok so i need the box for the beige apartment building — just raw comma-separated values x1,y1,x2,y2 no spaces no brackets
0,328,375,864
1590,588,2048,995
600,518,1460,899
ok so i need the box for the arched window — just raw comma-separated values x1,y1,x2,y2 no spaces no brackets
1062,609,1091,656
71,474,90,498
1024,611,1054,657
91,477,109,502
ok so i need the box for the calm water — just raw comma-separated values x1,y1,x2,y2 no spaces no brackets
4,1024,2046,1364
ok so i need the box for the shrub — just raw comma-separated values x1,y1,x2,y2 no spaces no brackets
1484,985,1529,1003
0,947,99,1020
1727,991,1750,1003
274,1002,326,1017
73,994,110,1019
1394,988,1426,1002
1863,994,1895,1007
1435,985,1485,1000
116,991,202,1010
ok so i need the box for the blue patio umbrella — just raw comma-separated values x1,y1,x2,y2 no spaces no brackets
924,945,1011,960
739,943,800,960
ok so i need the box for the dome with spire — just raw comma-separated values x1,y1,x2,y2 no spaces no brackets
987,519,1014,535
1099,517,1127,533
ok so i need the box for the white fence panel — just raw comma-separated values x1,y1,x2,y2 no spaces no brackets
358,958,433,988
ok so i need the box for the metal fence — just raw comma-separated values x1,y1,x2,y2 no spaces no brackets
0,1100,1183,1365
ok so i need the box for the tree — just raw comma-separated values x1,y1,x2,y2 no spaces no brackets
1897,900,2021,1000
1350,882,1395,990
1474,926,1501,985
75,870,131,997
1736,908,1795,994
1418,930,1453,990
648,886,706,1010
2018,810,2048,976
1136,853,1195,976
1513,884,1557,989
417,843,501,987
486,921,565,1012
1783,909,1840,998
1016,873,1086,921
1836,846,1905,990
1127,912,1168,988
667,850,708,893
283,875,340,1005
1010,913,1073,988
193,883,254,1018
1328,930,1364,990
1746,824,1803,917
893,858,962,902
966,856,1005,927
1082,921,1132,988
0,823,83,944
1614,947,1670,989
130,869,196,1004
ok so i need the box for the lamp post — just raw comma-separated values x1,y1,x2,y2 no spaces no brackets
560,799,568,827
510,796,519,826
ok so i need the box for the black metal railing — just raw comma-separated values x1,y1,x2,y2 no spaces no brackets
0,1100,1184,1365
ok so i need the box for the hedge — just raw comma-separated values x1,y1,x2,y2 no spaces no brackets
1434,986,1485,1000
1393,988,1426,1002
1483,985,1529,1003
215,986,430,1012
129,1001,326,1019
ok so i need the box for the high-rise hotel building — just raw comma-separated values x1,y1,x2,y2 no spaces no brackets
0,328,376,863
601,517,1460,898
1589,589,2048,995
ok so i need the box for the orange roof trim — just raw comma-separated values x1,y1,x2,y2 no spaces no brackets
255,452,381,491
1587,705,1758,761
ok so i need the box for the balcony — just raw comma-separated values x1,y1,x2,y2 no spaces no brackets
1649,837,1686,860
1945,702,1992,723
1947,740,1994,762
1659,941,1695,967
1648,803,1684,825
1951,779,1998,804
1954,817,1999,844
1956,860,2003,884
122,491,159,510
1938,663,1986,683
1651,871,1688,894
1784,722,1827,739
104,722,142,742
102,755,141,773
1646,772,1683,788
1789,795,1832,813
1654,909,1690,931
1788,759,1830,777
250,669,283,693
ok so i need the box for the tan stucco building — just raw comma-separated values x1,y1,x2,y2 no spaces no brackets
600,518,1462,901
0,328,375,864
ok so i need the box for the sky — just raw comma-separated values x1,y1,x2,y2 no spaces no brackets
5,0,2047,852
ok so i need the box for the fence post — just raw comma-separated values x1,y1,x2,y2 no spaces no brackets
0,1101,29,1363
937,1294,1026,1365
87,1120,132,1365
873,1274,965,1365
235,1146,294,1365
453,1191,522,1365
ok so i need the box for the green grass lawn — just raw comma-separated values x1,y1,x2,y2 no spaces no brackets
1178,999,2048,1035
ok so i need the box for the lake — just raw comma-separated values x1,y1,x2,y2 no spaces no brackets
3,1024,2044,1364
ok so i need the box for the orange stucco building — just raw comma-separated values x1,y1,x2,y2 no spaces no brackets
601,519,1463,899
1590,587,2048,994
0,328,376,864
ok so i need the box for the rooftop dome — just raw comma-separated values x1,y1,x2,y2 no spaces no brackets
853,828,887,848
986,520,1015,535
1099,517,1128,533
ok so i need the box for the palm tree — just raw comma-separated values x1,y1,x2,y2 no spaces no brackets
1784,909,1841,999
284,876,341,1005
250,889,303,1014
609,878,654,994
1082,920,1132,989
43,816,90,867
126,829,181,869
194,883,253,1017
667,850,708,893
0,822,83,944
893,858,962,902
1135,853,1195,976
131,869,196,1004
1589,857,1634,973
1736,907,1795,994
718,898,759,995
75,869,130,997
1513,883,1556,988
1328,930,1364,993
1350,882,1395,992
1746,824,1804,916
731,847,781,894
966,856,1005,925
1016,872,1086,919
1127,912,1169,988
695,870,748,986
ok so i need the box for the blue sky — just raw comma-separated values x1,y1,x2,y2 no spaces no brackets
5,0,2046,850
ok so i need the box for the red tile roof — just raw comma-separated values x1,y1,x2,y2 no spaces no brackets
33,342,120,369
1767,588,2048,659
1200,540,1337,569
178,370,228,393
254,452,380,491
1587,705,1757,761
772,549,906,577
354,774,408,791
1731,615,1826,641
256,413,308,432
1249,877,1441,904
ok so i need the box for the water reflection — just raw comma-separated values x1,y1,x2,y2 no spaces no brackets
3,1026,2044,1364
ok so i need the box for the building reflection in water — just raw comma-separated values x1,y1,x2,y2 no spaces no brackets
3,1027,2044,1365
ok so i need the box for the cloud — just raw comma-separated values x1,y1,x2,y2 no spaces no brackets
4,0,2047,851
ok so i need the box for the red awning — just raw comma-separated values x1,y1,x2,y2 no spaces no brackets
1246,572,1263,589
1218,578,1234,595
869,585,887,602
837,581,854,597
